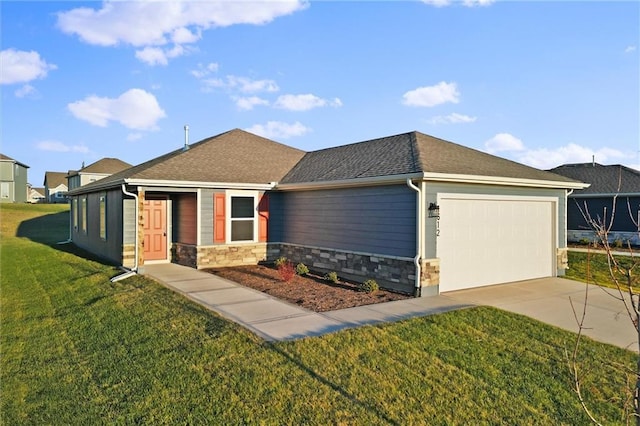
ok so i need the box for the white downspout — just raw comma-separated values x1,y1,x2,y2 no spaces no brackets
111,184,139,282
57,198,73,244
564,188,574,249
407,178,422,297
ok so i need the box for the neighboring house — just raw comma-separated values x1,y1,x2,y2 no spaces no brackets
549,163,640,246
67,129,587,296
67,158,132,191
0,154,29,203
43,171,69,203
27,185,46,203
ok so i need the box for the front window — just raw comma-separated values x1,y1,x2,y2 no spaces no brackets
231,196,255,241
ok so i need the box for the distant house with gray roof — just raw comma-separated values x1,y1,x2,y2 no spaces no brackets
27,185,46,203
68,129,587,296
43,171,69,203
0,154,29,203
549,163,640,246
67,157,132,191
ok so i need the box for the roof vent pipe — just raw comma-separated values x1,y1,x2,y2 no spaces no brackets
183,125,190,151
592,155,595,167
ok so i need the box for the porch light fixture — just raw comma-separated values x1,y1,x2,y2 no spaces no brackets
428,202,440,218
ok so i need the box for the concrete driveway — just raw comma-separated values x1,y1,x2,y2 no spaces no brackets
445,277,638,352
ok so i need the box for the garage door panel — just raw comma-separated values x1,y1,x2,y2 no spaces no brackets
438,196,554,292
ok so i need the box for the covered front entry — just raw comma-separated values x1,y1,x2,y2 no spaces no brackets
143,198,168,261
437,194,556,292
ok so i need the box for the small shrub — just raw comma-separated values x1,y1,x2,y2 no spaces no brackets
360,279,379,293
274,256,288,268
579,238,590,246
614,239,624,249
277,261,295,283
324,271,339,283
296,263,309,276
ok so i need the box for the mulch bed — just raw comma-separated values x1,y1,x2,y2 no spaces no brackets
205,264,411,312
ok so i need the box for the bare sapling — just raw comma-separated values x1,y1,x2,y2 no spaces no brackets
568,169,640,425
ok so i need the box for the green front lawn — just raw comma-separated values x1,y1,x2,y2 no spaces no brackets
567,250,639,291
1,204,635,424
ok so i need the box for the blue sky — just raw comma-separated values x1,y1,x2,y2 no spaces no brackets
2,1,639,187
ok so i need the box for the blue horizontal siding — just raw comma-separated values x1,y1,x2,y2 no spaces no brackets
271,185,416,258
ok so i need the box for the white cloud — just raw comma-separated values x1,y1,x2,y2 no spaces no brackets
402,81,460,107
37,140,89,153
428,112,477,124
135,47,169,66
245,121,310,140
0,49,57,85
200,75,279,93
172,27,201,44
422,0,451,6
190,62,219,79
274,94,342,111
57,1,307,65
517,144,626,170
625,45,637,53
229,76,279,93
67,88,166,130
483,133,630,170
135,44,190,66
484,133,525,153
422,0,494,6
15,84,37,98
463,0,495,6
235,96,269,111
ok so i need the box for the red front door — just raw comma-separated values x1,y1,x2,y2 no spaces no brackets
143,198,167,261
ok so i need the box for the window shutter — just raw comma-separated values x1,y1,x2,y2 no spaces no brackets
214,193,225,243
258,193,269,242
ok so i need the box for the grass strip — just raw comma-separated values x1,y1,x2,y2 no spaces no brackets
1,204,635,424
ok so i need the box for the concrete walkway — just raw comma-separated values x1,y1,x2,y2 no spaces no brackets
143,264,637,351
143,263,471,341
445,277,638,352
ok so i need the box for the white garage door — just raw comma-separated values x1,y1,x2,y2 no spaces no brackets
437,194,555,292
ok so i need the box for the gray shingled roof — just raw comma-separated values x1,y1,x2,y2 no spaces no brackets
281,131,578,184
73,129,582,195
74,129,306,193
44,171,68,188
68,158,132,177
549,163,640,195
0,153,29,168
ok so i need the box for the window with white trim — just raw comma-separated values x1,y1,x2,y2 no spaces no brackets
99,193,106,240
81,197,87,233
1,182,9,199
227,191,258,243
73,198,78,229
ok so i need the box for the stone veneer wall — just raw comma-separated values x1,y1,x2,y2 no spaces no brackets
270,243,417,295
568,230,640,247
170,242,445,296
557,248,569,271
122,244,136,269
420,258,440,296
172,242,268,269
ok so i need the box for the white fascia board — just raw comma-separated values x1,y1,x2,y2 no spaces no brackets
570,192,640,198
66,178,125,196
67,178,276,196
274,173,425,191
422,172,590,190
124,179,275,191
